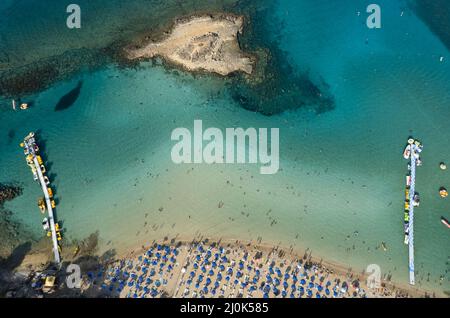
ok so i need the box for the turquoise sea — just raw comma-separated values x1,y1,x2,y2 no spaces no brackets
1,0,449,295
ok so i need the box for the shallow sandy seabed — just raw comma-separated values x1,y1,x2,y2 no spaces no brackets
127,14,255,76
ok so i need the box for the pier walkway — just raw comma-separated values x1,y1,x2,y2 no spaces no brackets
23,133,61,264
407,144,417,286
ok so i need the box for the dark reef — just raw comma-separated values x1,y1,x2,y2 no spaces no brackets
226,0,335,116
409,0,450,51
55,80,83,112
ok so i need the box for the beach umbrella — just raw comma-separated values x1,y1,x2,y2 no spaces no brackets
168,264,173,271
255,269,260,276
239,262,244,270
274,278,280,286
266,276,273,284
193,263,199,269
157,244,162,251
290,293,295,298
316,293,321,298
208,269,214,276
325,288,330,296
318,285,323,292
253,277,259,284
206,278,212,285
263,293,269,298
174,249,179,256
201,266,206,273
159,263,165,269
333,291,338,298
307,290,313,297
138,256,143,262
273,287,280,296
146,278,152,284
133,293,138,298
215,281,220,288
151,289,158,297
203,286,208,294
234,279,239,285
219,265,225,271
155,280,161,287
241,281,247,288
308,282,314,289
211,289,216,296
186,279,192,285
127,281,134,287
263,285,270,293
249,286,256,292
284,273,290,280
196,255,201,261
146,250,152,257
221,256,227,262
212,261,217,268
152,260,158,266
217,273,222,281
190,271,195,278
283,281,288,289
227,268,233,275
292,275,298,283
236,271,242,278
170,257,176,263
214,253,219,260
291,283,296,291
282,290,287,298
198,275,204,282
269,267,274,275
225,275,231,282
311,275,315,282
150,270,156,276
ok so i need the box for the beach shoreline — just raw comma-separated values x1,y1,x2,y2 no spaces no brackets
9,233,444,298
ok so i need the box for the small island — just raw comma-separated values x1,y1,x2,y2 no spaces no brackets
126,14,255,76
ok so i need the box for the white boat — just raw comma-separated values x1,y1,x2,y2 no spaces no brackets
404,234,409,245
406,175,411,186
42,218,50,231
403,145,411,159
12,100,16,110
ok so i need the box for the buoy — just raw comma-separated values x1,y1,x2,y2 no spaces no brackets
439,187,448,198
440,162,447,170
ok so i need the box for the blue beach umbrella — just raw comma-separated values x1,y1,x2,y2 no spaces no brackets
208,269,214,276
325,288,330,296
215,281,220,288
225,275,230,282
282,290,287,298
217,273,222,281
309,282,314,289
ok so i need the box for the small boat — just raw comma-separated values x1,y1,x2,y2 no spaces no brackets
12,100,16,110
440,187,448,198
405,188,410,200
441,217,450,229
440,162,447,170
43,176,50,185
47,187,53,198
404,234,409,245
73,246,80,257
406,175,411,186
51,200,56,209
381,242,387,251
403,145,411,159
412,193,420,207
20,103,28,110
38,198,46,214
42,218,50,231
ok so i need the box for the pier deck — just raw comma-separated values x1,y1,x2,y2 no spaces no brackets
23,133,61,264
407,144,417,286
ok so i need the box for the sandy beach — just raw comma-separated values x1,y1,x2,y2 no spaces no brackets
17,238,434,299
126,14,255,76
